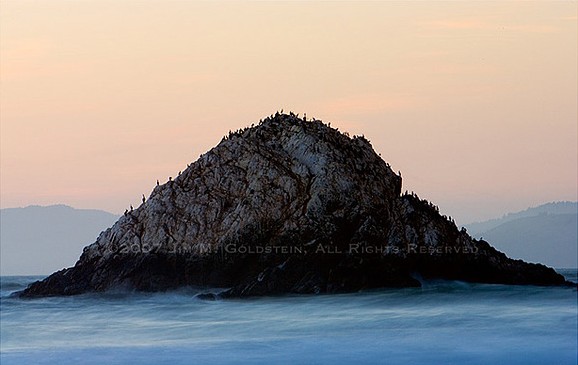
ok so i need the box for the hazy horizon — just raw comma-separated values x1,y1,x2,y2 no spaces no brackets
1,196,576,277
3,199,577,225
1,1,577,224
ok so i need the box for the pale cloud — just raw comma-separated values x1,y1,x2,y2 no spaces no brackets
316,94,422,116
426,19,491,30
423,19,559,34
0,37,55,81
505,24,559,33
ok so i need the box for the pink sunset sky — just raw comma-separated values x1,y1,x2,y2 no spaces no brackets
1,1,576,224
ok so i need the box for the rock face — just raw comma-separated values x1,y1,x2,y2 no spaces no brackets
20,113,569,298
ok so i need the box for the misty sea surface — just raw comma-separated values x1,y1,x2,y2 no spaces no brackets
1,271,577,365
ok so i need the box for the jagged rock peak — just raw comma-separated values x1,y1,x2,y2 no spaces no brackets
19,112,570,298
80,112,402,263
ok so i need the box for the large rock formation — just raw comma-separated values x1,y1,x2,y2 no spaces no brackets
20,113,569,298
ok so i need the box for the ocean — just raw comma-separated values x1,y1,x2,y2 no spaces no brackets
1,270,576,365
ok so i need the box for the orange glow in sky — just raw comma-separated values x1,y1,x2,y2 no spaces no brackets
1,1,576,223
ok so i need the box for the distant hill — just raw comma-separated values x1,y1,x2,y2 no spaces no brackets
0,205,119,275
466,201,577,235
465,202,577,269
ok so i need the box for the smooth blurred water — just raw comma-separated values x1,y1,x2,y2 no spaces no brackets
1,270,576,365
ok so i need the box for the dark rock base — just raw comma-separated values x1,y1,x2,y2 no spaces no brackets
19,250,571,298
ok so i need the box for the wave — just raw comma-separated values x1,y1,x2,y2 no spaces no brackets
1,269,575,301
0,276,44,298
557,268,578,283
2,281,576,365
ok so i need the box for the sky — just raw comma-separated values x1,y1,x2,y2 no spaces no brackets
1,1,576,225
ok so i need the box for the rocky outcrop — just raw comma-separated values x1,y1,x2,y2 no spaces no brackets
20,113,570,298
